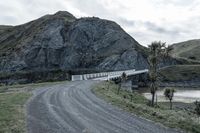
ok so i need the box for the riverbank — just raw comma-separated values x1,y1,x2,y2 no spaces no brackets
92,81,200,133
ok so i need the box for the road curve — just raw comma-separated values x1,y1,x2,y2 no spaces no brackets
27,80,180,133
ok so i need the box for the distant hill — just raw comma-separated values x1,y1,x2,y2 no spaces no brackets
171,39,200,62
159,40,200,84
159,65,200,82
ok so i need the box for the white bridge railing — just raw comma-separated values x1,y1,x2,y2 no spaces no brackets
71,69,148,81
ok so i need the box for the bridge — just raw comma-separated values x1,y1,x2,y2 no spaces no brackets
71,69,149,81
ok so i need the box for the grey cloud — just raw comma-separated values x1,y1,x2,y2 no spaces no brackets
0,16,19,25
0,0,200,46
117,18,135,27
129,31,157,46
68,0,109,17
154,0,197,6
143,21,180,35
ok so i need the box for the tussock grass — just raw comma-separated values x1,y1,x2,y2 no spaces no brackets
93,82,200,133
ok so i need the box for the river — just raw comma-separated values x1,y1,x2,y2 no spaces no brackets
143,89,200,103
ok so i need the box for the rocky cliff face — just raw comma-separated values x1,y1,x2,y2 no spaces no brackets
0,11,149,72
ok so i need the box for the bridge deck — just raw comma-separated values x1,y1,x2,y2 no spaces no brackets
71,69,148,81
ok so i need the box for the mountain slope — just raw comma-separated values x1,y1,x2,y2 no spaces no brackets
171,39,200,62
0,11,149,73
159,65,200,82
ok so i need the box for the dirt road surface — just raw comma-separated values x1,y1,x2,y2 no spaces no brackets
27,81,180,133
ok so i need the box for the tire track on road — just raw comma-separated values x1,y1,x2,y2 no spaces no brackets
27,81,181,133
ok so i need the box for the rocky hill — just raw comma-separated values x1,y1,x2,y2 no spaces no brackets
0,11,150,74
0,11,186,84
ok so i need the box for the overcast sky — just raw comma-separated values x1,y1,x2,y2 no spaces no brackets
0,0,200,46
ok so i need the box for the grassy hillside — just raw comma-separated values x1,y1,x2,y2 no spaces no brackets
159,65,200,81
171,39,200,62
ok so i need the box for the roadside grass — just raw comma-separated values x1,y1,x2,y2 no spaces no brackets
0,80,68,93
0,92,31,133
92,82,200,133
0,80,68,133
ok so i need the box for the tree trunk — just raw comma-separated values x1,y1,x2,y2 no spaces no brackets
117,84,121,94
107,81,110,90
130,94,133,102
151,93,155,107
170,99,172,110
155,93,157,106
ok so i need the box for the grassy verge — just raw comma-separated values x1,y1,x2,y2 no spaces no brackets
0,81,67,133
92,82,200,133
0,92,31,133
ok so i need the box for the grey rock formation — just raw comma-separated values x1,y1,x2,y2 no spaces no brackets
0,11,149,73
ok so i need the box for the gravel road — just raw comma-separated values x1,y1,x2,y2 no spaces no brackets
27,80,181,133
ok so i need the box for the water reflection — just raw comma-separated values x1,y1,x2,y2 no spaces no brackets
143,90,200,103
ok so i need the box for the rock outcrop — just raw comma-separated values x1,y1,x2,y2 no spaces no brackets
0,11,149,72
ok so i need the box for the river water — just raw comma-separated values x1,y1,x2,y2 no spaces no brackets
143,89,200,103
